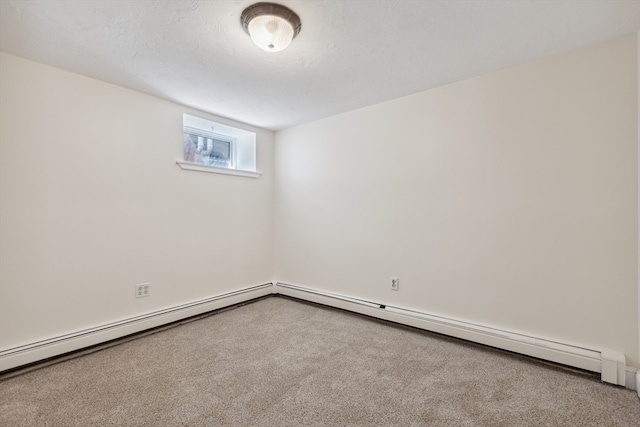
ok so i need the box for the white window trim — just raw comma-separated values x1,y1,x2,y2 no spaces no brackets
176,160,261,178
182,114,258,178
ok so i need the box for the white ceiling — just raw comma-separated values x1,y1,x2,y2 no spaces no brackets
1,0,639,130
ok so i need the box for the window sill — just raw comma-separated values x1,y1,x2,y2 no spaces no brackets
176,160,261,178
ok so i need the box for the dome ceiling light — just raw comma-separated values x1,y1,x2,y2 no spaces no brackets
240,2,302,53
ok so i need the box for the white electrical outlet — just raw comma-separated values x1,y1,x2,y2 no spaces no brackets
390,277,399,291
135,283,150,298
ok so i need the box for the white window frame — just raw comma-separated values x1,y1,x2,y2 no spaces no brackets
177,114,260,178
183,126,237,169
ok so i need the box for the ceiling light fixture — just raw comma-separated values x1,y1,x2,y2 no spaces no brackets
241,2,301,53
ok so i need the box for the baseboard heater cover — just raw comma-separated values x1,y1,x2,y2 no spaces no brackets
0,283,273,372
274,282,627,387
1,281,631,389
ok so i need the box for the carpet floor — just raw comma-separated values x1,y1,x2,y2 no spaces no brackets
1,296,639,426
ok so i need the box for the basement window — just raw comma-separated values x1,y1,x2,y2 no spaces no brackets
177,114,260,178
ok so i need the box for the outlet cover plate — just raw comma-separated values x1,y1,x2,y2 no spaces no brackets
135,283,150,298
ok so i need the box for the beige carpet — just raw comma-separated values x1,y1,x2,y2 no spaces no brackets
0,296,638,426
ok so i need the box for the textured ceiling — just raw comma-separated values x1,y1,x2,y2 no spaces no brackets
1,0,639,130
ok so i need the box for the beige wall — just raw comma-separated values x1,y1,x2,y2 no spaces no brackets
0,53,274,349
275,35,639,367
1,34,638,372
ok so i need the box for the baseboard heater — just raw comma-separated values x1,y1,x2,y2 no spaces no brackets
0,281,631,389
0,283,273,372
274,282,628,387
